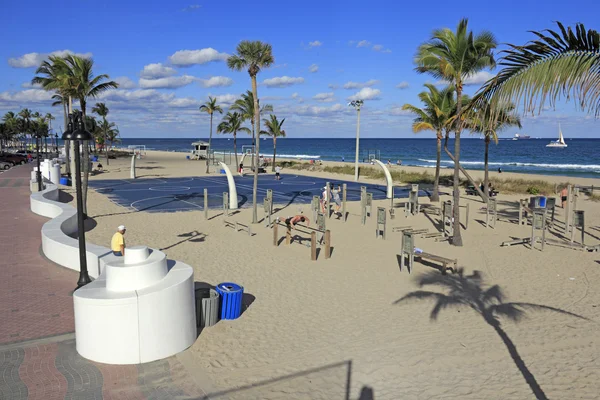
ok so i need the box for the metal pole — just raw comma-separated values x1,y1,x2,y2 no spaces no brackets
74,140,91,289
36,135,42,192
354,108,360,182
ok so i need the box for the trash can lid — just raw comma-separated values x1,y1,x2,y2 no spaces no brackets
217,282,243,292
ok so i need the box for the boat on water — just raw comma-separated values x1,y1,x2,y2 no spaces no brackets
512,133,531,140
546,124,568,148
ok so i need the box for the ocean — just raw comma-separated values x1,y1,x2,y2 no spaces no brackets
90,137,600,179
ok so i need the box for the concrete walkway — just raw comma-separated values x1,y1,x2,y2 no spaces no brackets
0,165,209,399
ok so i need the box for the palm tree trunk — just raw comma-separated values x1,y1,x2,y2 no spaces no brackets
251,76,260,224
452,85,463,246
80,100,90,218
488,319,548,400
272,136,277,172
105,118,109,166
206,113,213,174
431,132,442,202
68,97,77,184
251,119,255,169
233,131,238,170
484,134,490,194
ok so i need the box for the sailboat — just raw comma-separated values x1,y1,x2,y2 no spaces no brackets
546,124,568,148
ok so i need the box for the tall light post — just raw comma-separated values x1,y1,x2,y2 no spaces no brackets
55,133,59,157
62,112,93,289
348,100,364,182
33,126,43,192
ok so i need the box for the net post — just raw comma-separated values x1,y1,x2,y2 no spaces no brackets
204,188,208,220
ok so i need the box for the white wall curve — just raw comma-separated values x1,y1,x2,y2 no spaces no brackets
219,161,238,210
374,159,393,199
30,183,196,364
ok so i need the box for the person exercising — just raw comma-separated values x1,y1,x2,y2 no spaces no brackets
282,214,310,229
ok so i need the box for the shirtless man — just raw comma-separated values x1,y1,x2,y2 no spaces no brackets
282,214,310,229
560,186,568,208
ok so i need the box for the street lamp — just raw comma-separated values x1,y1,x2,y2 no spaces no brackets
62,112,93,289
348,100,364,182
33,126,43,192
55,133,59,157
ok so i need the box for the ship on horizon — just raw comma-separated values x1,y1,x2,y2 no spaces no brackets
512,133,531,140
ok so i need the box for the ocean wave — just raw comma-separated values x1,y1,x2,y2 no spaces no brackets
416,159,600,170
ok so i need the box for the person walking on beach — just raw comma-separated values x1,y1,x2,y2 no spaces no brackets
111,225,126,256
275,165,281,180
239,163,244,177
560,186,568,208
321,185,330,213
332,185,342,216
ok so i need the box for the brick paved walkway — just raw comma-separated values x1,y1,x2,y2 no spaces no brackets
0,165,210,399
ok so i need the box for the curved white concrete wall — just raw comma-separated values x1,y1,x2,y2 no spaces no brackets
374,159,393,199
30,183,196,364
219,161,238,210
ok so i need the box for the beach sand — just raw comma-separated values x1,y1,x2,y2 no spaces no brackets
75,151,600,399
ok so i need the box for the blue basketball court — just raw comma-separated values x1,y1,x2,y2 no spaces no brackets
88,174,426,213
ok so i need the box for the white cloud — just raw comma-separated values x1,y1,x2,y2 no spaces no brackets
139,75,196,89
308,41,323,47
464,71,495,85
198,76,234,88
308,64,319,73
356,40,371,48
211,93,239,105
140,63,177,79
168,48,229,66
262,76,305,88
114,76,136,89
382,49,392,53
8,50,93,68
295,103,344,116
0,89,53,104
373,44,392,53
348,87,381,101
389,105,412,116
396,81,409,89
169,97,198,108
21,82,42,89
328,84,339,90
313,92,335,102
181,4,200,11
343,79,379,89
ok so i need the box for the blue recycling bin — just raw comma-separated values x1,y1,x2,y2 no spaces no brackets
59,177,69,186
92,155,98,162
216,282,244,320
539,196,547,208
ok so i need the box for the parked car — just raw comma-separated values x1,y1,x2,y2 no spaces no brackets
0,153,27,165
0,161,11,170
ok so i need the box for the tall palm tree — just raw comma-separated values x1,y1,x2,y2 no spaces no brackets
402,84,455,202
260,114,286,172
199,97,223,173
101,120,120,150
3,112,19,149
415,18,497,246
217,112,250,169
92,102,110,165
475,22,600,119
227,41,275,223
44,113,55,154
395,270,587,400
467,101,521,192
18,109,34,149
231,90,274,166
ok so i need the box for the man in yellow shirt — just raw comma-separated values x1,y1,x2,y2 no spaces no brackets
111,225,126,256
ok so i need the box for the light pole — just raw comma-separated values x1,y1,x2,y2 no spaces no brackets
33,127,43,192
55,133,59,157
348,100,364,182
62,112,93,290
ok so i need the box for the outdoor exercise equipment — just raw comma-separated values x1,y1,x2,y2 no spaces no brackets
400,231,457,274
486,198,497,228
219,162,238,210
376,207,386,239
130,154,136,179
373,159,393,199
404,184,420,217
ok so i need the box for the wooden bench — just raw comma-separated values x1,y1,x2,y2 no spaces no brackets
415,252,457,272
465,186,478,196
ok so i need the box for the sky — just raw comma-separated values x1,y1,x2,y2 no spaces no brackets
1,0,599,139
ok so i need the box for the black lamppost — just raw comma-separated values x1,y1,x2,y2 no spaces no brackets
33,127,43,192
55,133,59,157
62,112,93,289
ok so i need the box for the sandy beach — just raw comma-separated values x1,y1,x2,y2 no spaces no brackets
76,150,600,399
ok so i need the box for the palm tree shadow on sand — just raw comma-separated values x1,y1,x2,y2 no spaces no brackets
394,270,589,400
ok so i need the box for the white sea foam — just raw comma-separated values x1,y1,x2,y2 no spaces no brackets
416,159,600,170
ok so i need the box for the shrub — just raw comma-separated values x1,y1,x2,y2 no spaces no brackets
526,186,540,195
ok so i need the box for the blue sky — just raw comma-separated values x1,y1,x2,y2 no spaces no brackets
1,0,599,138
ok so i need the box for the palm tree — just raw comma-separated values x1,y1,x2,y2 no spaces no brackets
231,90,274,167
3,112,19,149
92,102,110,165
395,270,587,400
467,101,521,192
227,40,275,223
415,18,497,246
199,97,223,173
475,22,600,120
217,112,250,169
402,84,455,202
101,120,120,149
44,113,54,154
18,109,34,150
260,114,286,172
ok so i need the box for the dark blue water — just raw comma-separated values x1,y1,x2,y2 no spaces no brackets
74,138,600,179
